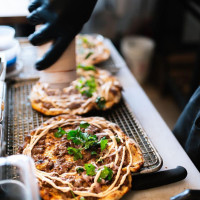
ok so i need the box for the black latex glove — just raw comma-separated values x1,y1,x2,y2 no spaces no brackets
173,87,200,171
27,0,97,70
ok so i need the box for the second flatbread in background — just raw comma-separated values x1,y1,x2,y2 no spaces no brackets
30,66,122,116
76,34,110,65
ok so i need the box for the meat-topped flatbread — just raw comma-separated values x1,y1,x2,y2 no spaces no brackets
76,34,110,65
21,115,144,200
30,67,122,116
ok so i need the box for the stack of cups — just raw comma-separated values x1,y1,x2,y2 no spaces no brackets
0,26,20,72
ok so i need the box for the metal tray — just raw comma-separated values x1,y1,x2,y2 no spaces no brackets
4,80,162,174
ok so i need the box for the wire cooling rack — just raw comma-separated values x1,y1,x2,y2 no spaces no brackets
5,81,162,173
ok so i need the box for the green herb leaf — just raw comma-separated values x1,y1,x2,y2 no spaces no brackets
84,164,96,176
85,76,96,88
88,135,97,141
80,197,85,200
85,52,93,59
67,147,83,161
100,138,108,151
96,96,106,110
72,138,83,145
77,64,96,71
98,166,113,183
54,127,67,138
67,130,79,139
70,190,76,198
76,167,85,174
76,76,96,98
79,132,88,141
81,90,93,97
76,77,85,90
65,126,98,149
80,36,94,48
91,151,97,155
115,136,121,144
66,129,84,145
81,134,99,150
84,140,98,150
82,37,89,44
80,121,90,129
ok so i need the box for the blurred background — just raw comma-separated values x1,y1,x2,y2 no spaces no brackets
0,0,200,129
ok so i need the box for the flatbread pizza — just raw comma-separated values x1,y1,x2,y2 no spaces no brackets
21,115,144,200
76,34,110,65
30,67,122,116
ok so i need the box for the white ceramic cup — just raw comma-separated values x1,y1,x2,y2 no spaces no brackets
38,39,77,85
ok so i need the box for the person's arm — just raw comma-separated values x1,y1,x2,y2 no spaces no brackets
173,87,200,170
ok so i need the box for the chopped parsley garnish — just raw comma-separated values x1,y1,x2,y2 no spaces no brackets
76,167,85,174
81,90,93,98
70,190,76,198
79,132,89,141
96,96,106,109
54,127,67,138
82,37,89,44
85,52,93,59
54,125,106,151
100,137,108,151
76,76,84,89
54,122,108,159
84,76,96,90
84,141,97,150
67,129,83,145
98,166,113,183
67,147,83,161
80,121,90,129
77,64,96,71
67,128,98,149
85,164,96,176
81,36,94,48
91,151,97,155
115,136,121,144
54,122,90,139
76,76,96,97
84,135,98,150
88,135,97,141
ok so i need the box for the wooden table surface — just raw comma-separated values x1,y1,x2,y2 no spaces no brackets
14,38,200,199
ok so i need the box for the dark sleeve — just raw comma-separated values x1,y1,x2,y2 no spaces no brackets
173,86,200,170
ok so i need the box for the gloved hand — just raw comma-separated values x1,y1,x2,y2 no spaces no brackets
27,0,97,70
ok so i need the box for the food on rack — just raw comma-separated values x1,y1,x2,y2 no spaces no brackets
76,34,110,65
21,115,144,200
30,66,122,116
